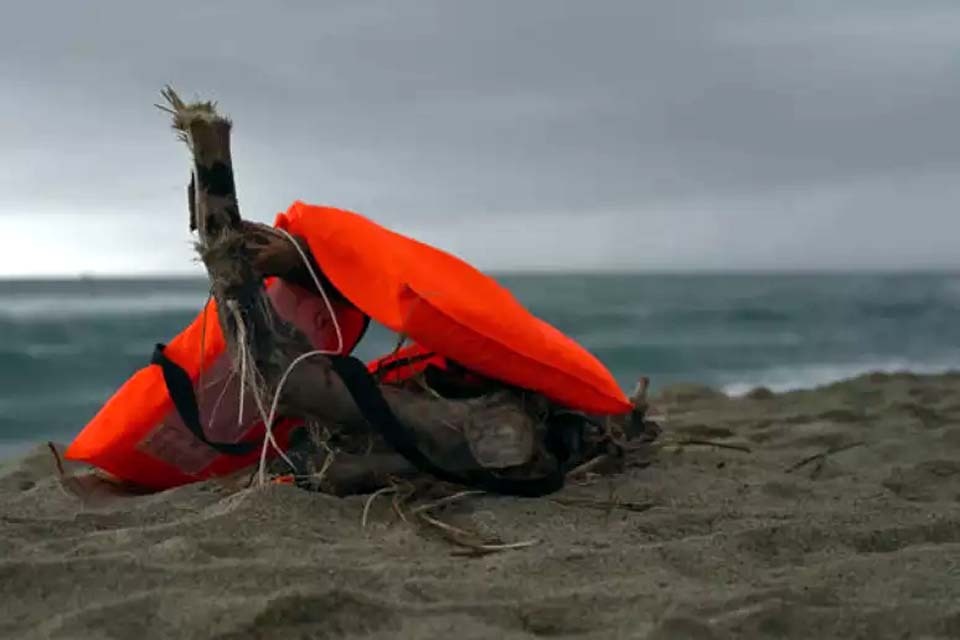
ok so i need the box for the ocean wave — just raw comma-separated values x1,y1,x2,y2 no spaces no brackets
0,385,116,412
580,328,805,350
0,293,207,320
0,343,90,359
722,358,960,396
940,277,960,302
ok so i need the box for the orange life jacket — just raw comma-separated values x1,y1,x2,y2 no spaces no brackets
67,202,631,490
64,277,368,490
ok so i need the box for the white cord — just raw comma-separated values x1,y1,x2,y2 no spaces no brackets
254,227,346,485
275,227,344,355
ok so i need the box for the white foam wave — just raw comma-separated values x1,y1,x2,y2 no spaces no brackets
722,358,960,396
0,293,206,320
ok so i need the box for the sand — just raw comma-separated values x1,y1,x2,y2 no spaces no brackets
3,371,960,639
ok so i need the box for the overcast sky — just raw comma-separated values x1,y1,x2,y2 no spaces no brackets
2,0,959,275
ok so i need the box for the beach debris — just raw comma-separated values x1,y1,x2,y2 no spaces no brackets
61,86,660,504
785,441,866,475
417,511,540,556
667,439,752,454
361,485,397,530
550,496,656,514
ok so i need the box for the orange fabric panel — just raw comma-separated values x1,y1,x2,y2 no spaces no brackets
65,280,368,490
277,201,632,415
65,298,223,487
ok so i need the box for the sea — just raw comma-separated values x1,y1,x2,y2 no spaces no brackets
2,273,959,460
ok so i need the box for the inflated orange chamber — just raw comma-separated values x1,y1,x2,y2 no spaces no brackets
276,201,632,416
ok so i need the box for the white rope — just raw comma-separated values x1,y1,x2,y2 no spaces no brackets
273,227,345,355
254,227,346,485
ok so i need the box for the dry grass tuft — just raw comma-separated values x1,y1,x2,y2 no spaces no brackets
156,85,228,145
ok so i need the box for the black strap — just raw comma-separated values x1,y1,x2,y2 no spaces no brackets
370,350,437,381
151,343,260,456
329,355,565,497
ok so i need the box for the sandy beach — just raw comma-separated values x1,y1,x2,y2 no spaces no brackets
3,371,960,639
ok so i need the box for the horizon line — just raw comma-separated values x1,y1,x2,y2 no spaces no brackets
2,266,959,281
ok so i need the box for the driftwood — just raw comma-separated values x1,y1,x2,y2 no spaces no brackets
160,88,652,494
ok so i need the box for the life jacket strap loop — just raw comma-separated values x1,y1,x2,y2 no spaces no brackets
151,343,261,456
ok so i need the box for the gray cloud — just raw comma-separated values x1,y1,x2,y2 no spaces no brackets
2,1,959,274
